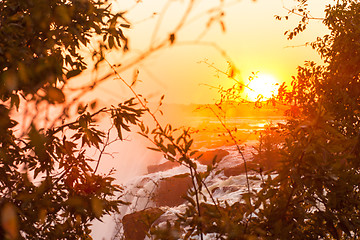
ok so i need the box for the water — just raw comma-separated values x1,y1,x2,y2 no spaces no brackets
91,107,285,239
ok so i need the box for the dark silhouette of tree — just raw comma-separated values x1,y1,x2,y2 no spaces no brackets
0,2,143,239
0,0,240,239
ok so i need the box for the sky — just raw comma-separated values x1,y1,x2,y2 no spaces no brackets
73,0,329,105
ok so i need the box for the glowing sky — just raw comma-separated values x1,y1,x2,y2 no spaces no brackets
80,0,329,105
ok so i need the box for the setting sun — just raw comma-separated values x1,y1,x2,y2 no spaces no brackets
243,73,280,102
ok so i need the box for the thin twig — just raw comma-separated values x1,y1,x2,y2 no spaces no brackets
150,0,172,47
94,124,114,174
207,104,251,194
53,107,107,134
189,161,204,240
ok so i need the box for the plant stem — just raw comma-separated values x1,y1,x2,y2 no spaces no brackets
208,105,251,194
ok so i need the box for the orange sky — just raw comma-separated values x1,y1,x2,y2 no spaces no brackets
72,0,329,105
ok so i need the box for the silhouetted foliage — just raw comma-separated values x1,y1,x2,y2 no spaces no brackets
0,0,128,105
258,2,360,238
0,0,243,238
236,1,360,239
0,0,141,239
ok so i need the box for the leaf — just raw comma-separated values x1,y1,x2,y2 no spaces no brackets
38,209,47,224
120,23,130,28
169,33,175,44
47,87,65,103
116,125,122,140
182,195,196,207
1,203,19,240
77,104,88,114
185,139,193,152
55,5,71,24
147,147,161,152
190,150,198,156
167,144,176,156
108,36,115,48
90,101,97,110
131,69,139,87
34,167,42,179
10,94,20,110
91,197,103,219
66,69,82,79
242,192,252,206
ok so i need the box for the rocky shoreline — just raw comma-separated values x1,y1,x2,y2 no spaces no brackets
115,144,261,239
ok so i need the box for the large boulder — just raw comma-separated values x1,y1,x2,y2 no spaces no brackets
223,164,246,177
122,207,164,240
153,174,193,207
195,149,229,166
222,162,257,177
147,161,180,174
147,149,229,174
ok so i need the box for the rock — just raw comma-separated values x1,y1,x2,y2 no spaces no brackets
146,149,229,174
223,164,246,177
221,185,242,193
195,149,229,166
147,161,180,174
122,207,164,240
223,162,257,177
153,174,193,207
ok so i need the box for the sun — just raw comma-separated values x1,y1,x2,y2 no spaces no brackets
243,73,280,102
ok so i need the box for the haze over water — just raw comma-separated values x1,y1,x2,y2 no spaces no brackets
91,102,285,239
158,103,285,148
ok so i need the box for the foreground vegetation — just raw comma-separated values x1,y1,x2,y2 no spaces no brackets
0,0,359,239
146,1,360,239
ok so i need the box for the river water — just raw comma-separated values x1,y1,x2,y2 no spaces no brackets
91,105,285,239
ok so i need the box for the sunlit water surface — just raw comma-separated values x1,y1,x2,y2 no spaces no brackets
91,111,285,239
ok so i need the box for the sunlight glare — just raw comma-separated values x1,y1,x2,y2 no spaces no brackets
244,73,280,102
